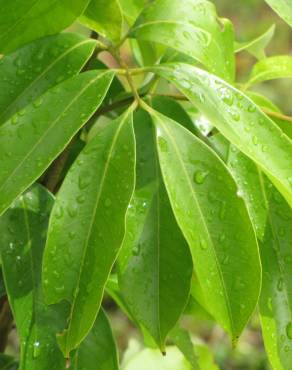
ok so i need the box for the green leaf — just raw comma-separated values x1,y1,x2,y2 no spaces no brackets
150,110,261,339
118,110,192,350
0,0,90,53
0,70,114,217
42,108,136,356
119,0,148,25
80,0,123,43
0,33,96,126
264,0,292,27
130,0,235,81
151,63,292,208
209,134,269,240
246,56,292,87
151,96,197,134
169,326,200,370
259,186,292,370
0,184,68,370
69,309,119,370
235,24,275,60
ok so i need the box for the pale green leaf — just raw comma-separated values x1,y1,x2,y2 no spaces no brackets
0,0,90,53
0,70,114,216
118,110,192,350
0,33,96,126
151,63,292,207
43,108,136,356
247,56,292,87
130,0,235,81
265,0,292,27
151,110,261,339
235,24,275,60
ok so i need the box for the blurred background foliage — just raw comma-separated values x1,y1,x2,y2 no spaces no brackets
4,1,291,369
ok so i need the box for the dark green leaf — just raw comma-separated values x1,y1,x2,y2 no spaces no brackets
43,108,136,356
151,110,261,339
151,63,292,207
69,309,119,370
131,0,235,80
0,184,68,370
0,33,96,126
118,110,192,350
80,0,123,43
0,0,90,53
259,186,292,370
0,70,114,216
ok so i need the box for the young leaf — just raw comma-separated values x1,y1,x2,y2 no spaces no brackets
130,0,235,81
80,0,123,43
0,0,90,53
151,63,292,208
259,186,292,370
0,70,114,216
235,24,275,60
150,110,261,340
43,108,136,357
246,56,292,87
0,184,68,370
118,110,192,351
69,309,119,370
264,0,292,28
119,0,148,25
0,33,96,126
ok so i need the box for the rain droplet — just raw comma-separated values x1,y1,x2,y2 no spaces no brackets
193,170,209,184
78,176,90,190
104,198,111,207
33,97,43,108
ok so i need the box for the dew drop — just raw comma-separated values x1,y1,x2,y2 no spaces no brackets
193,170,208,184
104,198,112,207
78,176,90,190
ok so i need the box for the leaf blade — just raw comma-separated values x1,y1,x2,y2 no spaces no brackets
0,70,114,216
151,110,261,339
43,109,136,356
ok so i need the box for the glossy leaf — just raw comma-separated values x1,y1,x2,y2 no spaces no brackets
209,134,269,240
0,33,96,126
235,24,275,60
151,63,292,207
0,70,114,216
264,0,292,27
80,0,123,43
247,56,292,87
118,110,192,350
69,309,119,370
151,110,261,339
0,184,68,370
0,0,90,53
43,108,136,356
130,0,235,81
259,186,292,370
